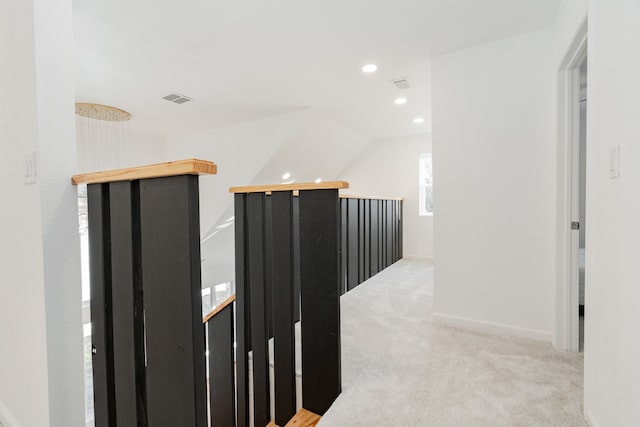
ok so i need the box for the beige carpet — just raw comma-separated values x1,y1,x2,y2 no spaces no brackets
318,260,586,427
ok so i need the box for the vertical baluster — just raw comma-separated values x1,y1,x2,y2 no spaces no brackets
386,200,393,267
140,175,207,427
364,199,371,280
370,199,379,275
358,199,365,284
88,183,116,427
340,198,348,295
109,181,147,426
293,195,301,323
347,198,359,291
265,196,274,340
246,193,270,427
299,189,341,415
271,191,297,426
234,194,250,427
399,201,404,260
208,303,236,427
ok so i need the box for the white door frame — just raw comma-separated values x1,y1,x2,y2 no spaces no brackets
555,16,588,352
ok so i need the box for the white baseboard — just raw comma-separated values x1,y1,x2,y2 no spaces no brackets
585,410,600,427
402,254,433,262
433,312,551,342
0,401,21,427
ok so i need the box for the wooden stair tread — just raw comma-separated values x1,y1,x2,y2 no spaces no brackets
266,409,322,427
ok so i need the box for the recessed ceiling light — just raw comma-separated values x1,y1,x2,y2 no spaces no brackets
315,178,322,184
362,64,378,73
413,117,425,124
282,172,291,180
394,97,407,105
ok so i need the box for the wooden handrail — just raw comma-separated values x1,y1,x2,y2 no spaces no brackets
229,181,348,194
339,194,404,201
71,158,217,185
202,294,236,324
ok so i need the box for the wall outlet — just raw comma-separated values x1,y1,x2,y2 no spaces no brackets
24,150,38,184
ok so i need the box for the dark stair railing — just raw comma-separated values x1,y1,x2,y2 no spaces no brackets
229,181,348,427
75,160,404,427
72,159,216,427
339,195,404,294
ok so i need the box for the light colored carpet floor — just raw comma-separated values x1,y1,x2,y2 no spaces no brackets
318,260,586,427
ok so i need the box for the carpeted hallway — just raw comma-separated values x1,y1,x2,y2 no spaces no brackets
319,260,586,427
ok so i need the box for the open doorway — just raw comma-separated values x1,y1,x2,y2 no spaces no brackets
556,17,587,353
577,57,587,352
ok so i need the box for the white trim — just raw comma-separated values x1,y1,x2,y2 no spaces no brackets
555,15,588,352
585,410,601,427
433,312,551,342
0,401,22,427
402,254,433,262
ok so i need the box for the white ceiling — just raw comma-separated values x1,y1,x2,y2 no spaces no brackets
73,0,561,140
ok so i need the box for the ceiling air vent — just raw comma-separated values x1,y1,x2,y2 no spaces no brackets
391,78,410,90
162,93,193,104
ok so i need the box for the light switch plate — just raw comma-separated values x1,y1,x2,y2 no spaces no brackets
24,150,37,184
609,145,620,179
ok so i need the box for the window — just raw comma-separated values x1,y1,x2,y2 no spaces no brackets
419,153,433,216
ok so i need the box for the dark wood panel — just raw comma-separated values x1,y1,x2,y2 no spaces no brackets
299,189,341,415
246,193,270,427
87,183,116,427
346,198,359,291
340,199,347,295
270,191,296,426
293,197,301,323
234,194,249,427
386,200,393,267
364,200,370,280
399,201,404,259
208,304,236,427
265,196,274,339
358,199,365,284
109,181,146,426
140,175,207,427
370,200,379,275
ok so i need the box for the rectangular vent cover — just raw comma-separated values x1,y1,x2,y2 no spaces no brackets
391,78,410,90
162,93,193,104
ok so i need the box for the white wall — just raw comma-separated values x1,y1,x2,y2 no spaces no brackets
0,1,50,425
431,29,556,341
583,0,640,425
339,134,433,259
33,0,85,424
0,0,83,426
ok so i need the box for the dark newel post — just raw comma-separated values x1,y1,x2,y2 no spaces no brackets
140,175,207,426
271,191,297,426
299,189,342,415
